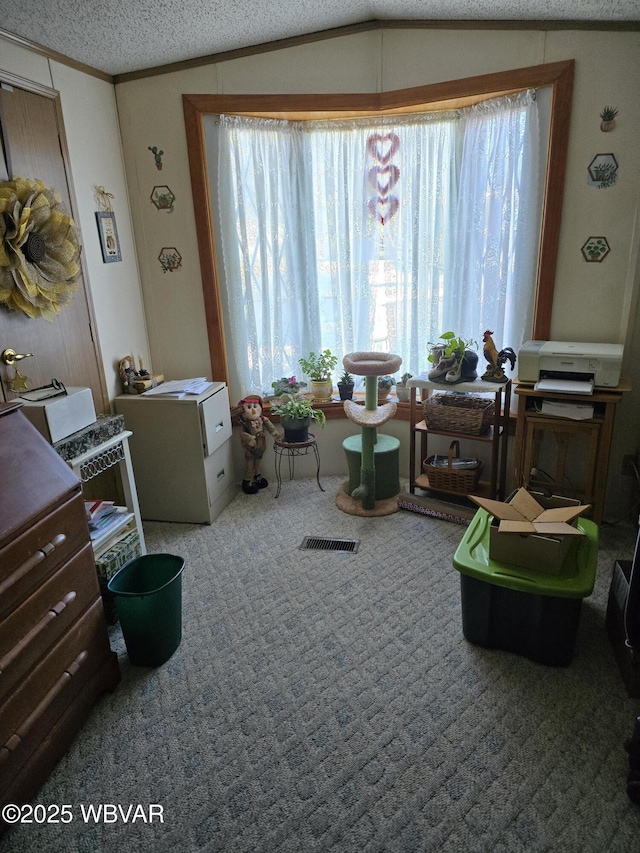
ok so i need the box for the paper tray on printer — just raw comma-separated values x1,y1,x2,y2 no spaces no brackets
534,378,594,394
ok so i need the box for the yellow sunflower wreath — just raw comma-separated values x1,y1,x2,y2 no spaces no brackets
0,177,81,320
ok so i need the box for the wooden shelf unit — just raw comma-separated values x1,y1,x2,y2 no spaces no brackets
407,377,512,518
512,378,631,526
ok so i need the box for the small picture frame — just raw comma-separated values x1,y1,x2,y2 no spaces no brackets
96,211,122,263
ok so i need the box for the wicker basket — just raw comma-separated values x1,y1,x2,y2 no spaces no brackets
423,441,482,493
422,393,495,435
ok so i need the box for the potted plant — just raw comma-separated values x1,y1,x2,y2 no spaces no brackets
270,394,326,443
427,331,478,384
600,106,618,132
338,369,355,401
270,375,307,402
298,349,338,402
396,371,413,402
377,375,395,403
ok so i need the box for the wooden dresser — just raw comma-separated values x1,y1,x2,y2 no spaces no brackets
0,402,120,823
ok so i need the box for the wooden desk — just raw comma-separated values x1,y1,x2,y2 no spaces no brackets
513,378,631,525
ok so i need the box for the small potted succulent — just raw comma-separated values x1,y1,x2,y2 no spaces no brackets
338,369,355,401
377,375,395,403
270,394,326,443
298,349,338,402
395,371,413,402
600,106,618,132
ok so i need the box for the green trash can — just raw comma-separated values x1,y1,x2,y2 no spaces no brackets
107,554,185,667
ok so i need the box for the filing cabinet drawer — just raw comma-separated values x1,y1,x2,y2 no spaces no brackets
206,439,234,506
0,493,89,620
0,542,100,702
201,385,232,456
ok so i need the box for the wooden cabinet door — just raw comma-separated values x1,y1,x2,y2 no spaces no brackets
0,80,108,413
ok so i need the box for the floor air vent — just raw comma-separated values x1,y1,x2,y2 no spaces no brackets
299,536,360,554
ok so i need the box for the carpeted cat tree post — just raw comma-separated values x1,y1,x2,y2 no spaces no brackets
337,351,403,517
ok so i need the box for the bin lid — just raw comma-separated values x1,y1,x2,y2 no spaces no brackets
452,509,598,598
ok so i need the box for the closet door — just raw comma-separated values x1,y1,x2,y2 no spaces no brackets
0,80,108,412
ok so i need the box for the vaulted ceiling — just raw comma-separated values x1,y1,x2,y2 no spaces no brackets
0,1,639,78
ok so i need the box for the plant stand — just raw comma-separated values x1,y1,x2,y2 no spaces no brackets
273,434,324,498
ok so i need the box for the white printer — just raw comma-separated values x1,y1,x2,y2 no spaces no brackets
518,340,623,389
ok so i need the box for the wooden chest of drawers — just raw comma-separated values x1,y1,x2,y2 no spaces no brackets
0,402,120,824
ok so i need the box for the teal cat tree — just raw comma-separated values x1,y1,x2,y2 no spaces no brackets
337,351,403,516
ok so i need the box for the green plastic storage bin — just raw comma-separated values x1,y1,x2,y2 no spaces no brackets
107,554,185,667
452,508,598,666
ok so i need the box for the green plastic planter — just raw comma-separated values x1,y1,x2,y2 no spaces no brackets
107,554,185,667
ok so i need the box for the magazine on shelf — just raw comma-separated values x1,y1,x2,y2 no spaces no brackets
88,506,130,540
84,499,115,523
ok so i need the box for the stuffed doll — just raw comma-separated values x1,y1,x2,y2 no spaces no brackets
236,395,280,494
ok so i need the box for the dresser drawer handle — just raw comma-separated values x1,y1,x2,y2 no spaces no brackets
0,534,67,597
0,591,77,677
0,649,88,762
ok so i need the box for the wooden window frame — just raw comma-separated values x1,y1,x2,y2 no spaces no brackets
183,59,574,388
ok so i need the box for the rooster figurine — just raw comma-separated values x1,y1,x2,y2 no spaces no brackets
481,330,516,383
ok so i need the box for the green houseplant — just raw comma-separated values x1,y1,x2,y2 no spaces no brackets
270,375,307,400
427,331,478,384
298,349,338,401
338,369,355,401
377,374,395,402
271,394,326,443
396,371,413,402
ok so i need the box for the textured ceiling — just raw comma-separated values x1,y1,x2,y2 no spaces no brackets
0,1,638,77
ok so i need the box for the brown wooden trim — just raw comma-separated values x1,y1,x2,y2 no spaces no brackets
0,28,113,84
183,96,229,384
184,61,574,387
266,397,519,434
185,61,573,117
117,20,637,82
533,60,574,339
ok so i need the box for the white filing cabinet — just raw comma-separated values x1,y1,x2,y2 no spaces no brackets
114,383,235,524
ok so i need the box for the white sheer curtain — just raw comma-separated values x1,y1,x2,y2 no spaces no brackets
216,91,540,397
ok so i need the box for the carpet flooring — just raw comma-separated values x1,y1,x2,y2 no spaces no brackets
2,477,640,852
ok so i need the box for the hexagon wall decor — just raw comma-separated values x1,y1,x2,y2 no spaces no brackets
581,237,610,262
587,153,618,189
158,247,182,272
151,186,176,212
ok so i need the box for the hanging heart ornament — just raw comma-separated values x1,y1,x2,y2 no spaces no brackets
367,195,399,225
367,164,400,196
366,132,400,165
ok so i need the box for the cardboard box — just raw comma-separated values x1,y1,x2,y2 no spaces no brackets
606,559,640,698
19,387,96,443
469,488,591,575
